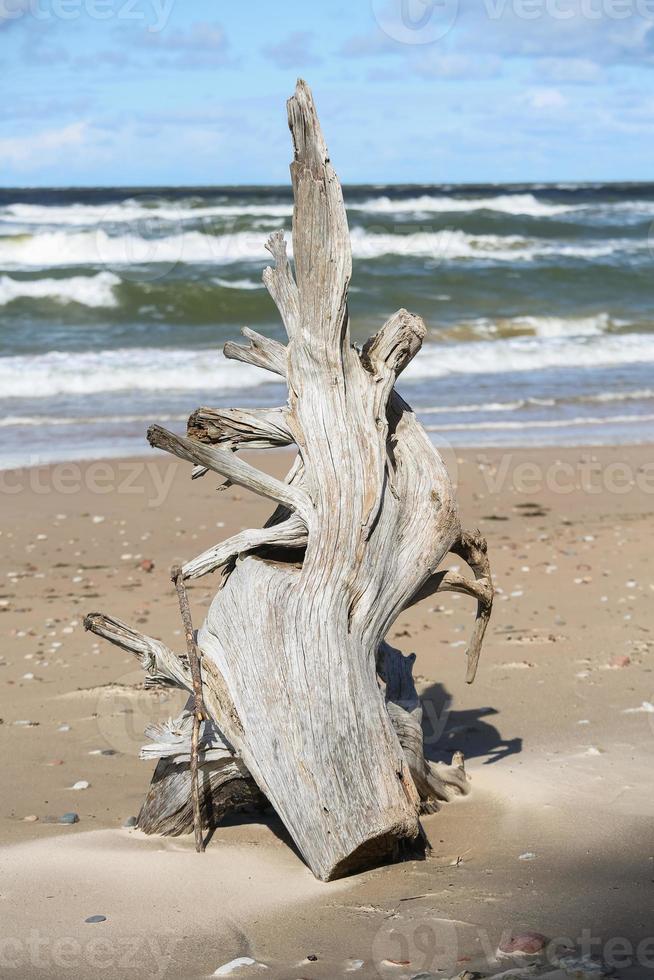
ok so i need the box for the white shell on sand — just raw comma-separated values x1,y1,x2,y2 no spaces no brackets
213,958,267,976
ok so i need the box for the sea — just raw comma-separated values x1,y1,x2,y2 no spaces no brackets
1,182,653,469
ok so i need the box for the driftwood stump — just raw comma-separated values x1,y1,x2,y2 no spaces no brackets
85,80,493,881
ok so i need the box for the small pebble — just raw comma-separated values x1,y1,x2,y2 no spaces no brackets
123,816,138,828
85,915,107,924
609,654,630,668
71,780,90,790
23,815,38,822
518,851,536,861
59,812,79,824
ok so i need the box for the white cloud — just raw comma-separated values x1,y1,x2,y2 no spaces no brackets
0,121,87,168
526,87,568,109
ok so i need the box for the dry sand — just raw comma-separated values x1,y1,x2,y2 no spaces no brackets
1,445,653,979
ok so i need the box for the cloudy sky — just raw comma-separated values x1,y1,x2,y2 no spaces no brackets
1,0,653,185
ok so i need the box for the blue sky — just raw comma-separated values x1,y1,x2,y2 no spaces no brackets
1,0,653,185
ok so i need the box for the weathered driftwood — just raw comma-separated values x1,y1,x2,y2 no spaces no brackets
85,80,493,881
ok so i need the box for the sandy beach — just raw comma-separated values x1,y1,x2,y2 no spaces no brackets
1,444,653,979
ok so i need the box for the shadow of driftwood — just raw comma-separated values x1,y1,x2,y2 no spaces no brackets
420,681,523,765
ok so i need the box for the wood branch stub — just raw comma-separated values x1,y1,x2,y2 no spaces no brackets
83,612,191,691
147,424,310,518
223,327,287,377
263,230,300,338
182,514,307,580
187,406,293,449
451,531,494,683
361,308,426,383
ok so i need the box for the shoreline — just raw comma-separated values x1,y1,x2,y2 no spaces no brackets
1,435,654,469
2,444,653,977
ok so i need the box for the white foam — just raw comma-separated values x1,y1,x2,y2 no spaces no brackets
1,200,293,226
402,332,654,381
504,313,610,337
0,347,281,398
0,413,186,428
212,276,264,290
463,312,612,339
423,413,654,432
348,227,618,262
2,333,653,401
0,229,269,268
417,390,654,416
4,196,654,234
0,271,120,307
351,193,579,217
0,226,629,269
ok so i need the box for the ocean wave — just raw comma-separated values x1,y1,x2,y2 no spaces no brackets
0,271,120,308
348,228,624,262
0,347,279,398
4,195,654,236
0,226,632,269
443,312,614,341
418,390,654,415
402,333,654,380
351,193,579,217
0,412,186,427
423,412,654,432
1,200,293,227
2,334,654,400
212,276,264,290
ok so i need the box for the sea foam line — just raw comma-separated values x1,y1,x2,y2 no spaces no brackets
0,271,120,307
0,227,634,269
423,413,654,432
1,333,654,399
5,193,653,226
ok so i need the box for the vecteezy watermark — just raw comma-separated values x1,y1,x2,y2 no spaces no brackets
372,913,461,976
371,0,654,47
371,0,460,44
370,918,654,977
0,458,177,508
0,0,175,31
474,452,654,497
483,0,654,19
0,931,177,977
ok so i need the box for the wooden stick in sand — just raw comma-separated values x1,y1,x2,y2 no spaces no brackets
171,563,206,853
